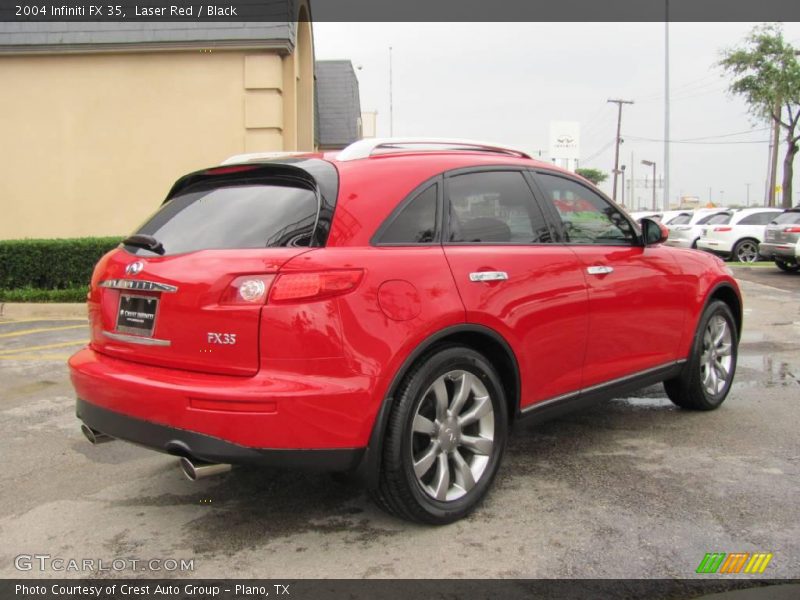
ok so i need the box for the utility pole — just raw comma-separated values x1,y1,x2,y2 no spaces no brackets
608,98,634,203
641,159,656,210
664,2,671,212
745,183,751,207
389,46,394,137
630,151,635,209
768,97,780,207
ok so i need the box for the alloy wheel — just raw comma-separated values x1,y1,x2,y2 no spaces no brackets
410,370,495,501
700,314,734,396
736,241,758,263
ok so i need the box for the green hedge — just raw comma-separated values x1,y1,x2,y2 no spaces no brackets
0,237,122,290
0,286,89,303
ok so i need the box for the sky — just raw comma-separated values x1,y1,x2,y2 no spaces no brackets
314,22,800,209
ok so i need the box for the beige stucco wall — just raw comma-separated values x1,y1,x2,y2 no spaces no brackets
0,43,314,240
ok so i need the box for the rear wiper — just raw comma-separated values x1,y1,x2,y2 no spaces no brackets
122,234,165,255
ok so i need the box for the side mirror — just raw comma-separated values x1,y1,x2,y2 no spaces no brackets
641,217,668,245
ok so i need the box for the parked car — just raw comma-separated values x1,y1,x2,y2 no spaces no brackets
69,138,742,524
629,210,691,225
665,209,732,249
758,207,800,272
697,208,784,262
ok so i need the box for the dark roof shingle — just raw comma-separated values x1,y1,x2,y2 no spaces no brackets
315,60,362,149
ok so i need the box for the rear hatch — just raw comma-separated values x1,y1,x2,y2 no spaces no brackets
764,210,800,244
88,159,338,376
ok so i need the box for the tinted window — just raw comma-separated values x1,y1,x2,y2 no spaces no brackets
446,171,551,243
703,213,731,225
738,211,782,225
772,211,800,225
378,185,437,244
534,173,635,245
667,214,691,225
129,183,318,255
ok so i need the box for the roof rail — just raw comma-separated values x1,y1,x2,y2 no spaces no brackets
336,138,531,161
221,151,307,165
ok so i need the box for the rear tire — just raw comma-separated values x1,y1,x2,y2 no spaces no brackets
732,239,759,263
372,346,508,524
664,300,738,411
775,259,799,273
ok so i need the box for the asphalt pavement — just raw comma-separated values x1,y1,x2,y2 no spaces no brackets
0,267,797,579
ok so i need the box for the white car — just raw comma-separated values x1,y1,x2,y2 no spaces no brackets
696,208,784,262
665,209,732,249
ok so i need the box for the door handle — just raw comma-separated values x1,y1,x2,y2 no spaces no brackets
469,271,508,282
586,266,614,276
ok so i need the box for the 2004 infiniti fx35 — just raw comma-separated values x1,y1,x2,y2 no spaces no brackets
70,138,742,524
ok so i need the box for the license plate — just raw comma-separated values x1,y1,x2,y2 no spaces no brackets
116,294,158,336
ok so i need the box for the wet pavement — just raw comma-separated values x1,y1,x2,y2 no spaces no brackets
0,270,798,579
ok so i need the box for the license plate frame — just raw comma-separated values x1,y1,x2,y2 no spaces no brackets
116,293,158,337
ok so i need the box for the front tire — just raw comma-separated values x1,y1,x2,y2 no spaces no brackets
372,346,508,524
664,300,738,410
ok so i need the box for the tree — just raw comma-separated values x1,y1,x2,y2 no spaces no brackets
575,168,608,185
720,24,800,208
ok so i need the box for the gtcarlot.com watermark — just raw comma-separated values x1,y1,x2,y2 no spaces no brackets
14,553,194,573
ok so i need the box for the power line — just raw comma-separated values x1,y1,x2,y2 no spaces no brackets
581,139,615,164
625,126,769,144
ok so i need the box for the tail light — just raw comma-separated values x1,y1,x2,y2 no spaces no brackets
713,226,732,232
270,270,364,303
220,275,276,305
783,226,800,233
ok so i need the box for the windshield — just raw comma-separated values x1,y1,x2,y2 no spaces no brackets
667,214,691,225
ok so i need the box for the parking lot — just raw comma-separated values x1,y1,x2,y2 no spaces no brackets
1,268,798,579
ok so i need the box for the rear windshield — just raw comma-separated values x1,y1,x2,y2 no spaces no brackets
699,213,731,225
127,183,318,256
771,211,800,225
666,214,691,225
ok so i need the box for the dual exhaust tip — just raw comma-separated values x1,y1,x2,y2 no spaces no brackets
80,423,231,480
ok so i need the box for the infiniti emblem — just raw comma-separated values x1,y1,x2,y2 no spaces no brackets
125,261,144,276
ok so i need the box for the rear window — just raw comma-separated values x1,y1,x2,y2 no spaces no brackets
771,211,800,225
700,213,731,225
666,214,691,225
127,183,318,255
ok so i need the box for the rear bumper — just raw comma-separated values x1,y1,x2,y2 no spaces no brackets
69,346,377,454
758,242,797,261
77,398,363,470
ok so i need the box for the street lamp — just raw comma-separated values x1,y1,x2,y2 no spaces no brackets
641,160,656,210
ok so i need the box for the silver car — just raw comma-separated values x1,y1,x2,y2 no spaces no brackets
758,208,800,272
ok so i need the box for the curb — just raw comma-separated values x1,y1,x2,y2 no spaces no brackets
0,302,87,320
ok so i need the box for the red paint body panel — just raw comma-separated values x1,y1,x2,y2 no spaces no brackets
69,150,741,458
442,245,588,407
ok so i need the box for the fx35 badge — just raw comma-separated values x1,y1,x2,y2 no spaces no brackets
207,333,237,345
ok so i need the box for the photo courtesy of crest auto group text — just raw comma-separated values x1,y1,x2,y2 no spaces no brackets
0,0,798,598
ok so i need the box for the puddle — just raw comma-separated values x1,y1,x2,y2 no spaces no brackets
735,353,799,387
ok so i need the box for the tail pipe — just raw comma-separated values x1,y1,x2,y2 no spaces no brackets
81,423,114,445
179,457,232,481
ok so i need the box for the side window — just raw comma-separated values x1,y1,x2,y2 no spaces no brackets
534,173,635,245
739,211,780,225
446,171,552,243
377,184,437,244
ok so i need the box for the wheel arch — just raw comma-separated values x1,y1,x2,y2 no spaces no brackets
357,324,520,488
705,282,743,341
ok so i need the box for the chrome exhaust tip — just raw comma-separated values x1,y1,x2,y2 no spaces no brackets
179,457,231,481
81,423,114,445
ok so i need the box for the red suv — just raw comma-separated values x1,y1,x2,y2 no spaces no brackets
70,139,742,524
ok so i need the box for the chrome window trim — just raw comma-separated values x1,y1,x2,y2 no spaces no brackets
102,331,171,347
99,279,178,293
